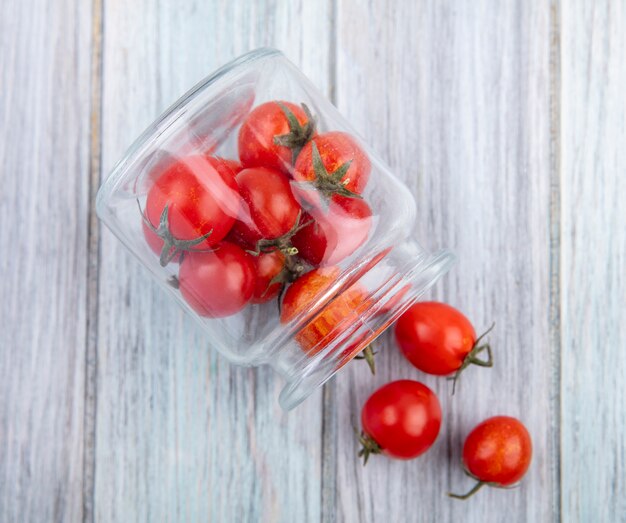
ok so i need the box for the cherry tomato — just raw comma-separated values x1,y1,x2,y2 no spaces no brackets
291,196,372,266
178,242,255,318
231,167,302,247
394,302,493,389
238,101,316,172
293,131,371,204
449,416,532,499
143,155,241,265
251,250,285,304
280,267,368,355
209,156,242,176
359,380,442,463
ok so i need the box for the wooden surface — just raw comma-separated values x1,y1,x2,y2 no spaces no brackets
0,1,624,522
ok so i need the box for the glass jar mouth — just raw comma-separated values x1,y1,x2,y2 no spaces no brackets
277,249,456,410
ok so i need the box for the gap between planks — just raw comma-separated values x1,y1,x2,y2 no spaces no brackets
549,1,563,522
83,0,104,521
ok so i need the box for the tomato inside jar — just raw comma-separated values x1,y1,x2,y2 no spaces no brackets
99,50,455,412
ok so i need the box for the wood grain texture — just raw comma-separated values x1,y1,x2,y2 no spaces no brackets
95,1,332,522
2,0,625,521
0,0,92,521
329,1,556,522
561,1,626,521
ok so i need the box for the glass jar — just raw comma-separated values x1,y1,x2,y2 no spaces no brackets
96,48,454,410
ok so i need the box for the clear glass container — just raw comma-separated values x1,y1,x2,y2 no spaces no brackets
96,48,454,410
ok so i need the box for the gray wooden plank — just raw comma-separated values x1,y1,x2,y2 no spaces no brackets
329,1,556,521
561,1,626,521
95,1,332,521
0,0,93,521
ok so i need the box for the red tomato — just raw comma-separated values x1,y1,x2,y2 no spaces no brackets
293,131,371,204
231,167,301,246
143,155,241,265
394,302,493,389
291,196,372,266
281,267,368,355
238,101,315,172
359,380,442,463
178,242,255,318
251,250,285,304
449,416,532,499
209,156,242,176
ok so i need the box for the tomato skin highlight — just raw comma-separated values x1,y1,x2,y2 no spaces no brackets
293,131,371,203
394,302,477,375
238,101,314,172
280,267,368,355
291,196,372,266
462,416,532,486
178,243,255,318
231,167,301,246
361,380,442,460
251,250,285,304
143,155,241,256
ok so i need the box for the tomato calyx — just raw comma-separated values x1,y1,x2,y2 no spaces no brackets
357,431,383,465
273,102,316,163
448,469,517,500
246,212,313,311
138,200,213,267
247,211,313,257
448,480,489,500
262,254,307,306
296,141,363,204
354,344,377,375
448,322,495,394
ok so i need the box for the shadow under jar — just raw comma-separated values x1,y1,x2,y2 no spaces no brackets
97,48,455,410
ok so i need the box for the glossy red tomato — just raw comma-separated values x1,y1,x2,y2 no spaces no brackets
291,196,372,266
293,131,371,204
449,416,532,499
230,167,301,247
359,380,442,463
178,242,255,318
394,302,493,387
251,250,285,304
281,267,368,355
210,156,242,175
143,155,240,265
238,101,315,172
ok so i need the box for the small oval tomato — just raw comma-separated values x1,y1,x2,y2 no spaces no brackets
238,101,315,172
291,196,372,266
231,167,302,246
209,156,242,176
178,242,255,318
359,380,442,463
280,267,368,355
449,416,532,499
251,250,285,304
394,302,493,389
293,131,371,204
143,155,241,265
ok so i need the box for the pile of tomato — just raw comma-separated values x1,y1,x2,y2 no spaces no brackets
357,301,533,500
139,99,532,499
140,100,373,354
